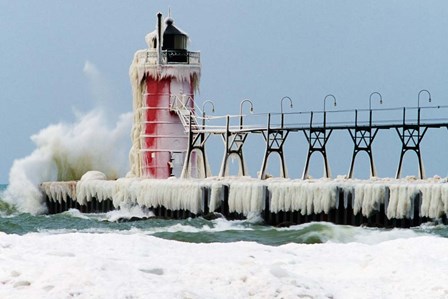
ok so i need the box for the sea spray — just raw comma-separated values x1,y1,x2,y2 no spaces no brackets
4,110,132,214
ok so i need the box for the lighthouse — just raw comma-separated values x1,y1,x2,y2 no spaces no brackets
129,13,201,178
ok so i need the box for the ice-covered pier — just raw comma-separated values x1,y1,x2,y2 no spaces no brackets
38,14,448,229
41,174,448,227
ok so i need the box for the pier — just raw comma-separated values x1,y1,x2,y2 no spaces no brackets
41,176,448,227
40,91,448,228
41,91,448,227
38,14,448,227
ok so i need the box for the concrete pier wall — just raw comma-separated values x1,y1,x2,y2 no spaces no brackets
41,178,448,227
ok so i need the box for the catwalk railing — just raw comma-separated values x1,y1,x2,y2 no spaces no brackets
136,50,200,65
182,104,448,180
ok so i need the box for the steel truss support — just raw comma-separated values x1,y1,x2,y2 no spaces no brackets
348,128,379,178
395,108,428,179
259,113,290,179
181,113,211,178
219,116,249,177
395,125,428,179
347,110,379,178
302,112,333,180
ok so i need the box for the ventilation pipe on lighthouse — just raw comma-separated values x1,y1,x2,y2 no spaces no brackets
157,12,162,65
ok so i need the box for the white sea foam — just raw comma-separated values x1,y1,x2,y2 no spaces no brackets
3,60,132,214
280,222,422,245
0,231,446,298
63,208,91,220
4,110,132,214
140,219,253,234
104,205,154,222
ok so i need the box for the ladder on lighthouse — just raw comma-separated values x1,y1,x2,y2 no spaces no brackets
170,94,199,132
177,109,198,132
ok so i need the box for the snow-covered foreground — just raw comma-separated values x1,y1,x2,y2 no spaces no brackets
0,232,447,299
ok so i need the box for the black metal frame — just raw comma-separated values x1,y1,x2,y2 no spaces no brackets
259,113,290,179
302,111,333,179
182,113,211,178
395,108,428,179
348,109,379,178
218,116,249,177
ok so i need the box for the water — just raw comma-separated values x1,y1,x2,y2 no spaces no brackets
1,183,447,245
2,183,448,298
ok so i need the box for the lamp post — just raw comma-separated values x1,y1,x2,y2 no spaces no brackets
323,94,337,126
280,96,293,128
202,100,215,128
369,92,383,126
417,89,431,125
239,99,254,129
369,92,383,110
418,89,431,108
324,94,337,112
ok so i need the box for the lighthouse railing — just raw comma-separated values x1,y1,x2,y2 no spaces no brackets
163,50,200,65
136,50,158,65
136,50,200,66
186,52,201,64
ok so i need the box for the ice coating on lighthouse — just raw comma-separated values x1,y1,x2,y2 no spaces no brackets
129,13,201,178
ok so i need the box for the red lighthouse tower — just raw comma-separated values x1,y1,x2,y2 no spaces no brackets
129,13,200,178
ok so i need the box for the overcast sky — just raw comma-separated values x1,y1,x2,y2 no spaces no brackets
1,1,448,183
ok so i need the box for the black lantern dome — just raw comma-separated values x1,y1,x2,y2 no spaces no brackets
162,18,188,51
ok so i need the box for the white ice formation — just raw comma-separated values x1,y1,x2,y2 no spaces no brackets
41,175,448,220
